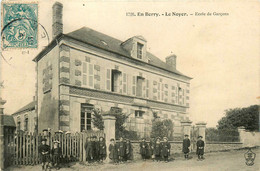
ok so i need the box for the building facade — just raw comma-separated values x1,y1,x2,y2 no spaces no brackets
12,101,36,133
33,2,192,137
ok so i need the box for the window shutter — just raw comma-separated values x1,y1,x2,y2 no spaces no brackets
132,76,136,96
89,63,94,88
82,62,87,86
106,69,111,91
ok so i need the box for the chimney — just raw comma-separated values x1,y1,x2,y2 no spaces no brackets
166,54,177,69
52,2,63,39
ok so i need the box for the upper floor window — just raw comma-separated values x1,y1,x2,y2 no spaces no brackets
24,118,28,131
82,61,94,88
137,43,143,59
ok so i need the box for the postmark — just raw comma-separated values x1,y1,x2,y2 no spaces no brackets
2,3,38,48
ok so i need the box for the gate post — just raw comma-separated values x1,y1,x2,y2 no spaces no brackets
103,114,116,163
195,122,207,141
181,120,192,138
0,98,7,170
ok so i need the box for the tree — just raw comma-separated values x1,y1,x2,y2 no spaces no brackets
150,119,174,140
92,109,104,130
217,105,259,131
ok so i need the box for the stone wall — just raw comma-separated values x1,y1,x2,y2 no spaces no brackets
130,141,244,160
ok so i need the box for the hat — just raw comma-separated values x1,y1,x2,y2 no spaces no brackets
184,134,189,137
163,137,168,140
41,138,47,142
53,140,60,144
42,129,48,132
198,136,203,138
110,138,115,141
65,131,71,135
55,130,63,134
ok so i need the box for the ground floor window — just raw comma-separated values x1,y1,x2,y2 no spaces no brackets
135,110,145,118
81,104,93,131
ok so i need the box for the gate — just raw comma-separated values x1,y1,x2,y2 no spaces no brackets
4,130,105,166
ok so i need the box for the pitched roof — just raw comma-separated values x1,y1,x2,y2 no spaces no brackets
66,27,188,77
3,115,16,127
12,101,35,115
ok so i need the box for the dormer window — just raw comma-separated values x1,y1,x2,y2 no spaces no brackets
137,43,143,59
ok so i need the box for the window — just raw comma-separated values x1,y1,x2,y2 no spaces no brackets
137,43,143,59
17,121,21,131
82,61,94,88
158,82,161,100
81,104,93,131
135,110,144,118
111,70,121,93
136,77,144,97
24,118,28,131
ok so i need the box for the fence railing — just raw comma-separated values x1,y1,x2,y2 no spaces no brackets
4,131,104,167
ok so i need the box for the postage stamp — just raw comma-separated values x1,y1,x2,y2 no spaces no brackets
1,3,38,48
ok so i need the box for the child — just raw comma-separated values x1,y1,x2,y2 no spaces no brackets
84,137,92,163
139,138,148,161
92,136,99,162
99,137,107,163
38,138,50,171
125,139,133,161
182,134,191,160
117,137,126,163
161,137,171,162
153,137,161,162
196,136,205,161
148,138,155,160
109,138,118,164
51,140,61,170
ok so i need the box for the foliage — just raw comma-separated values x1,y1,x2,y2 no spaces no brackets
150,119,174,140
92,109,104,130
206,127,239,142
217,105,259,131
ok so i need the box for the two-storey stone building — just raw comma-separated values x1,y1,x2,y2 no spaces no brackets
33,2,192,137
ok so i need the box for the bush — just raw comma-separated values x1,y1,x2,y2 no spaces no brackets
150,119,174,140
206,127,239,142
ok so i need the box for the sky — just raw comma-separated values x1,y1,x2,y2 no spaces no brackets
1,0,259,127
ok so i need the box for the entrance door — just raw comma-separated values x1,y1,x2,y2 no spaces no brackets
80,104,93,131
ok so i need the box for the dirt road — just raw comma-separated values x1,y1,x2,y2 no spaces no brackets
6,148,260,171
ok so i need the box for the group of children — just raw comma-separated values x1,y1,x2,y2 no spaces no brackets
38,138,62,171
138,137,171,162
108,137,134,164
84,136,107,163
38,134,205,170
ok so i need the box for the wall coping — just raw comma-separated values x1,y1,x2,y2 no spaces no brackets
120,141,242,145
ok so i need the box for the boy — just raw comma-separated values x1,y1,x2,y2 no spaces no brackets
84,137,92,163
125,139,133,161
139,138,148,161
196,136,205,161
153,137,161,162
182,134,191,160
148,138,155,160
117,137,126,163
99,137,107,163
51,140,61,170
161,137,171,162
109,138,118,164
92,136,99,162
39,138,50,171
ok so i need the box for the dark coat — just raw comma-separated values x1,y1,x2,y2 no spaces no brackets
99,141,107,155
139,141,148,155
182,139,191,153
125,142,133,160
117,141,126,157
85,141,93,159
153,142,161,156
161,142,171,157
196,140,205,155
93,141,100,157
39,144,50,155
109,144,118,160
147,140,154,157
